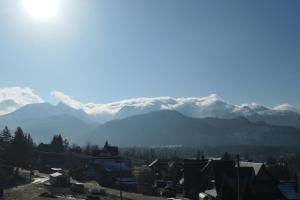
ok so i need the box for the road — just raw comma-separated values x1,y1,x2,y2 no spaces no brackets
81,181,167,200
31,170,49,184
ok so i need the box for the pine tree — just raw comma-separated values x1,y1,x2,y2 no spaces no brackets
0,126,12,144
0,127,13,163
84,143,91,155
50,134,64,153
9,127,33,172
63,139,69,152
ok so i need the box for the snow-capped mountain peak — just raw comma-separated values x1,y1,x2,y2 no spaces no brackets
273,104,300,114
233,103,270,116
1,88,300,125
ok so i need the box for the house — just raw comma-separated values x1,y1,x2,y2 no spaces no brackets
149,159,170,180
32,148,65,171
49,172,70,187
149,158,183,185
149,158,184,197
266,158,290,180
86,158,137,191
51,168,63,172
199,165,255,200
239,161,284,200
183,159,210,199
184,159,284,200
92,141,119,157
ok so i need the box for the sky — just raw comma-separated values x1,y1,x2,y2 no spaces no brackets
0,0,299,107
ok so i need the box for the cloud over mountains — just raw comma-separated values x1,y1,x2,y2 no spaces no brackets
1,87,300,145
50,90,300,124
0,87,44,115
0,87,299,124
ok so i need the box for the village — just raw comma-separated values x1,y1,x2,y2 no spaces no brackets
1,0,300,199
1,131,300,200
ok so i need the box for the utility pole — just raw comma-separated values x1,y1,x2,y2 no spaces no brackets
29,164,33,182
119,157,123,200
236,154,240,200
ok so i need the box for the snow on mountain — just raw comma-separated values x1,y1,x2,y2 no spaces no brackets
80,95,300,127
78,94,239,122
1,87,299,143
0,87,300,127
273,104,300,114
233,103,270,116
171,95,236,118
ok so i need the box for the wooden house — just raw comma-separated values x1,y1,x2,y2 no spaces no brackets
86,158,137,191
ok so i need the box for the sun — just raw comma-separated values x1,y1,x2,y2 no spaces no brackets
23,0,60,20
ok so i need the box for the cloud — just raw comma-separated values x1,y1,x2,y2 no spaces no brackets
0,87,44,115
50,90,83,110
49,90,300,123
273,104,300,114
0,88,298,123
50,91,237,120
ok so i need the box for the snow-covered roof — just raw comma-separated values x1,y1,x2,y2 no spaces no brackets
50,172,63,177
239,161,264,176
51,168,62,171
205,189,218,198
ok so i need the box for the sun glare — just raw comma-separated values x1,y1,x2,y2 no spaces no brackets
23,0,60,20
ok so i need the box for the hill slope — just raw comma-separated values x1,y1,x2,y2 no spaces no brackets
90,110,300,147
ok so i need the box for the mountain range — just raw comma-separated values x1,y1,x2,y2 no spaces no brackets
90,110,300,147
73,95,300,128
0,95,300,146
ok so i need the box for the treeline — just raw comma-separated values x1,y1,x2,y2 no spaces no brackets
0,126,74,191
0,126,34,195
38,134,69,153
0,126,33,173
120,145,299,162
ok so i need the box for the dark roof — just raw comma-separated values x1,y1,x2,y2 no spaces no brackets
93,159,131,172
115,177,137,185
183,159,211,192
184,159,281,199
238,167,256,182
185,159,255,195
209,160,235,193
278,181,300,200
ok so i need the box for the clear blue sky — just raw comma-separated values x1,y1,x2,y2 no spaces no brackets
0,0,299,106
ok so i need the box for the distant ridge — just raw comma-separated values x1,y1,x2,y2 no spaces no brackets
89,110,300,147
1,95,300,129
0,102,97,143
50,95,300,129
1,100,300,146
